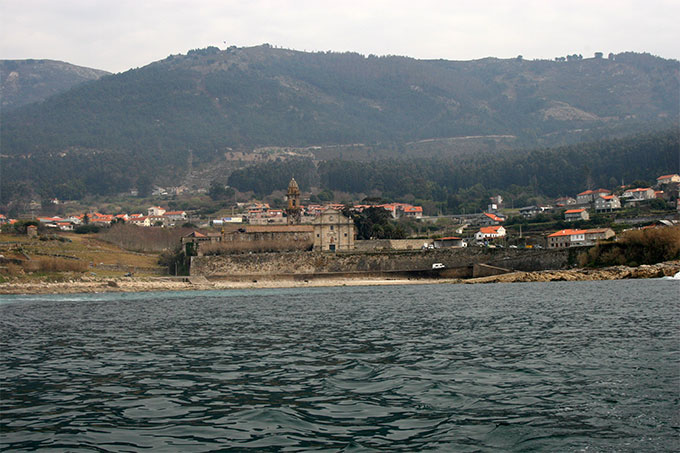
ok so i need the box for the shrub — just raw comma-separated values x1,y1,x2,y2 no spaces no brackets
580,226,680,267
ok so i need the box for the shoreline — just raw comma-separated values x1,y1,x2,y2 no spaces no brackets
1,261,678,295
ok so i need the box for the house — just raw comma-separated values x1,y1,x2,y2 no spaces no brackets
519,205,551,218
583,228,615,245
148,206,166,217
480,212,505,225
547,229,587,248
474,225,506,242
402,206,423,219
313,208,355,251
621,187,655,202
56,222,74,231
564,208,589,222
433,237,465,248
594,194,621,212
576,189,611,205
554,196,577,207
164,211,187,222
128,216,151,227
0,214,7,225
656,174,680,186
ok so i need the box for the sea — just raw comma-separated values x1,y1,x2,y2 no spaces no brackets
1,279,678,452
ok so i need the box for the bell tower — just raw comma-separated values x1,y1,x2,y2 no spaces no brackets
286,177,301,224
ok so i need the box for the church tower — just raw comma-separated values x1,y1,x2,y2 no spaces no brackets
286,177,301,225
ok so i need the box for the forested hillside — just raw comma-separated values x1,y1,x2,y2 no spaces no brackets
0,59,109,111
228,129,679,213
1,46,678,203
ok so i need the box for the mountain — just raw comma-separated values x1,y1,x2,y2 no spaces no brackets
1,46,678,202
0,59,110,112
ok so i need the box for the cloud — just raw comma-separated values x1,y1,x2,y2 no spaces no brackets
1,0,678,72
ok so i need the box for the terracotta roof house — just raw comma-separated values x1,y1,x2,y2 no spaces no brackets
474,225,506,242
564,208,589,222
547,229,587,248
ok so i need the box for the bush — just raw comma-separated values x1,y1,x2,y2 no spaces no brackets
580,226,680,267
75,224,101,234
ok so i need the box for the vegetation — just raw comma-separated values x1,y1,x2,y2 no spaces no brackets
579,226,680,267
228,129,678,214
1,46,677,204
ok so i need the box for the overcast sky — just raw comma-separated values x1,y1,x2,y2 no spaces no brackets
2,0,678,73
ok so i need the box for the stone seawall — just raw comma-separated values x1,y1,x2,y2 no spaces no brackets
190,247,572,277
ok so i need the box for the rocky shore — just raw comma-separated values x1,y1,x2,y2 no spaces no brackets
462,260,680,284
1,261,678,295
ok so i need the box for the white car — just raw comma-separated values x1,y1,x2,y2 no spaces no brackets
432,263,445,269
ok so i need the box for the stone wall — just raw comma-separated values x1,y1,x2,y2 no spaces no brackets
354,239,431,251
191,247,571,277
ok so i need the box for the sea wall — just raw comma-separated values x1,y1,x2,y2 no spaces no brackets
191,247,572,277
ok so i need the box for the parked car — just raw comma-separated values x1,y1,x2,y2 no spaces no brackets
432,263,445,269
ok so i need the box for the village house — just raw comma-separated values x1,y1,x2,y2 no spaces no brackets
519,205,551,218
474,225,506,242
128,216,151,227
564,208,589,222
583,228,615,245
576,189,611,205
594,194,621,212
164,211,187,222
554,196,577,207
656,174,680,186
313,208,355,251
402,205,423,219
147,206,166,217
547,229,586,248
479,212,505,226
621,187,655,202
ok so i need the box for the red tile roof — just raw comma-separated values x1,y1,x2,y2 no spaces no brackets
479,226,503,234
484,212,504,222
565,209,586,214
548,229,587,237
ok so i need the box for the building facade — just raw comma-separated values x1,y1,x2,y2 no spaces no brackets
313,209,355,251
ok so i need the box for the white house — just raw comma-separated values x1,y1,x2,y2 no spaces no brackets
474,225,506,242
547,229,586,248
656,174,680,186
148,206,166,216
622,187,655,201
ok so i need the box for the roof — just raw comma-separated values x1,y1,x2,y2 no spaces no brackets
438,236,462,241
184,231,206,238
164,211,186,215
657,174,679,180
479,226,503,234
578,189,610,196
548,229,587,237
483,212,504,222
403,206,423,212
565,209,586,214
599,195,616,200
624,187,652,193
584,228,613,234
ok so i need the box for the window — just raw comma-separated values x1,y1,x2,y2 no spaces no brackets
330,225,334,230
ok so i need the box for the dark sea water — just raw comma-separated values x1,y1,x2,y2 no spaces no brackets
1,280,678,452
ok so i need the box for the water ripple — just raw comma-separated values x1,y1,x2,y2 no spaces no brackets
1,280,678,451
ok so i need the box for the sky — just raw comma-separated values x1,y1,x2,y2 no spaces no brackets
1,0,679,73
